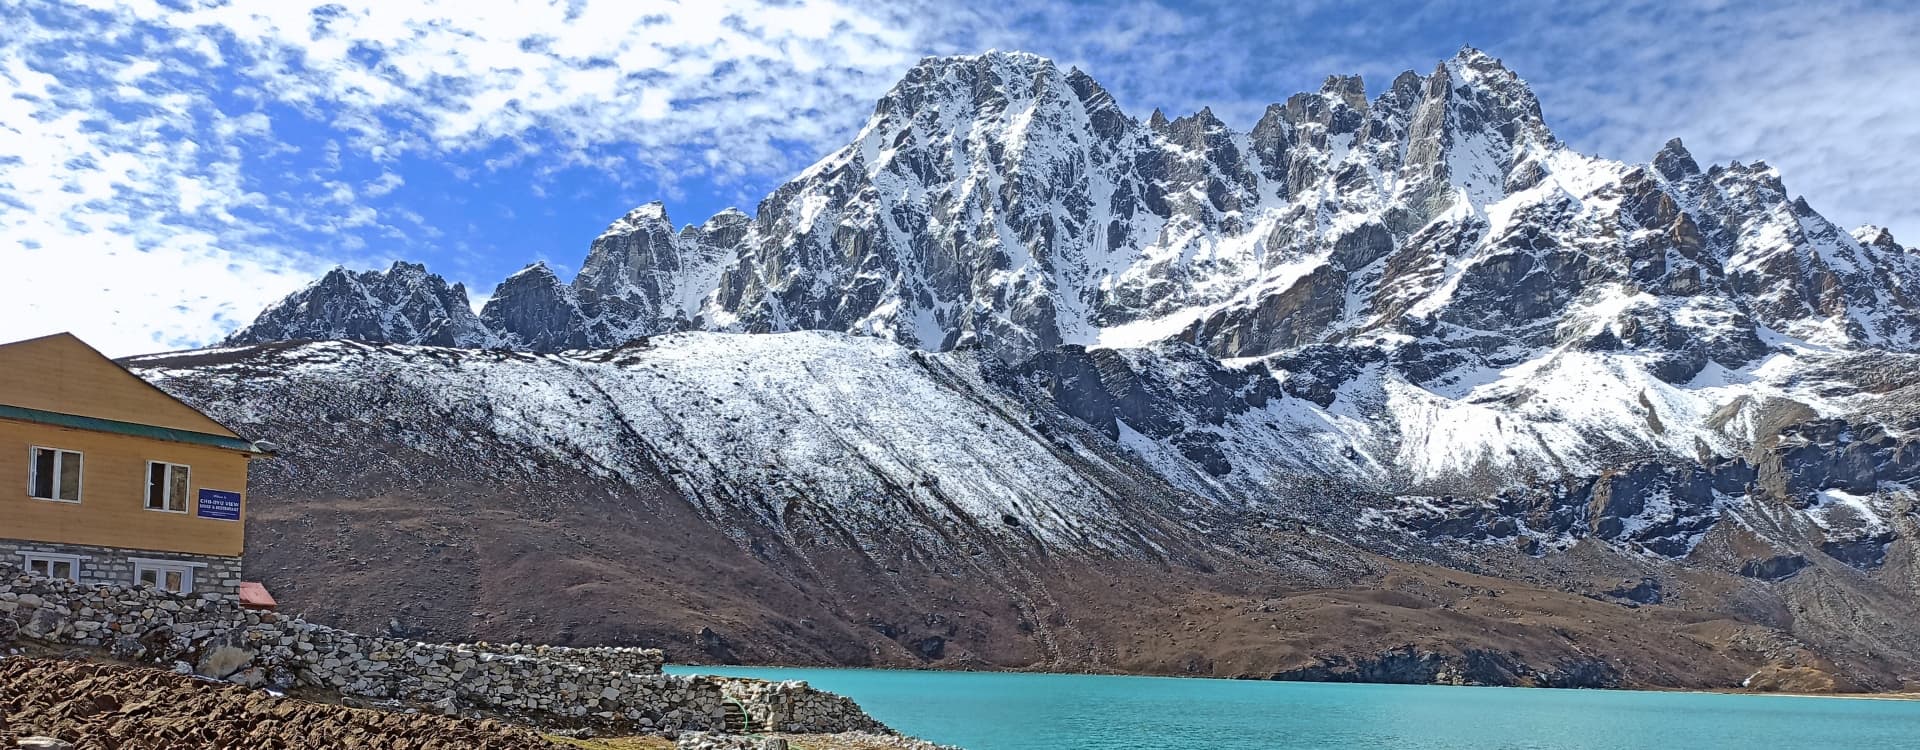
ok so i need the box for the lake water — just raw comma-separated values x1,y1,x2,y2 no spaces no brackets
666,665,1920,749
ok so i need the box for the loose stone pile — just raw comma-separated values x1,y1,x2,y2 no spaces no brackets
673,731,961,750
462,641,666,675
674,732,787,750
0,656,559,750
0,567,881,735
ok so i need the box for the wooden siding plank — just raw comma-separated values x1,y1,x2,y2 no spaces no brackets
0,333,243,438
0,419,250,557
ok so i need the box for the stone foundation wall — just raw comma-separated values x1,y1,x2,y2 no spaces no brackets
0,567,881,735
0,538,242,598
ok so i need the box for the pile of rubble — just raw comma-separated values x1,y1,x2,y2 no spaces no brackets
0,568,879,735
0,656,559,749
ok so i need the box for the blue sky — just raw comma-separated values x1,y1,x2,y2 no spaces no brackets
3,0,1918,355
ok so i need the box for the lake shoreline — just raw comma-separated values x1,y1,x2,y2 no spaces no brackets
667,663,1920,702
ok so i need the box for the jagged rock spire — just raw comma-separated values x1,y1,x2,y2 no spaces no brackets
1653,138,1702,181
482,262,588,352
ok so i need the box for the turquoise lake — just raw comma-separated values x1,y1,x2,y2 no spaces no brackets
666,666,1920,749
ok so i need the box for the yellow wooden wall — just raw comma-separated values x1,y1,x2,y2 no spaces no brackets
0,417,249,556
0,333,241,437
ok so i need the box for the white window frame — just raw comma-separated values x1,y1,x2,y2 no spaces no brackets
27,446,83,503
130,558,205,594
144,461,191,513
18,552,85,582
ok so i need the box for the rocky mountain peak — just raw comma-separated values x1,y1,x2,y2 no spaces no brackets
507,259,558,279
1147,108,1171,132
1449,48,1550,137
481,262,586,352
225,261,495,349
876,50,1064,120
1653,138,1702,181
599,201,674,240
705,207,750,224
1853,225,1902,252
579,204,681,286
1165,106,1230,141
230,47,1920,368
1321,74,1368,107
1064,66,1131,133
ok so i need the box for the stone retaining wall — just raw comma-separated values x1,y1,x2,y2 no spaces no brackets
0,567,880,735
460,640,666,676
713,677,879,734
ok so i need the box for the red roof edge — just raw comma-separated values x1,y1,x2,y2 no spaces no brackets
238,581,278,610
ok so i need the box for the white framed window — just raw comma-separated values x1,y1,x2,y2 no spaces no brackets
145,461,190,513
130,558,203,594
19,552,84,582
28,446,82,502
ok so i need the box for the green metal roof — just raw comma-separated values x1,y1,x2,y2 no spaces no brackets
0,404,263,454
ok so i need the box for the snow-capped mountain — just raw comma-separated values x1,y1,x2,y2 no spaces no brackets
198,48,1920,689
226,47,1920,493
132,331,1920,688
232,261,499,349
230,47,1920,366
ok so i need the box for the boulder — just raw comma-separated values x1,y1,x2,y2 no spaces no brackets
195,645,254,680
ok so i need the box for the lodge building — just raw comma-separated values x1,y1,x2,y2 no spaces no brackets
0,333,269,598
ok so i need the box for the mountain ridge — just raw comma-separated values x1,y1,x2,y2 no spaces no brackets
130,331,1920,689
185,47,1920,691
229,47,1918,366
221,47,1920,497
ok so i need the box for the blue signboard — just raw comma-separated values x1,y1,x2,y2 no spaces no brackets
196,489,241,521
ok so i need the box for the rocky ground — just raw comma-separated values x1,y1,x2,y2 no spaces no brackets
0,656,557,749
552,732,957,750
0,656,936,750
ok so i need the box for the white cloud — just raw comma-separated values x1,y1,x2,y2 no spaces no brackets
0,30,324,356
364,172,405,198
141,0,926,178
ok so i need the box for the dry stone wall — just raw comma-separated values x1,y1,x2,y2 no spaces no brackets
0,567,881,735
712,677,880,734
457,641,666,677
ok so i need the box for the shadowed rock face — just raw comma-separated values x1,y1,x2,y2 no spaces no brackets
1740,555,1811,581
1182,264,1348,358
1265,646,1622,689
480,263,587,352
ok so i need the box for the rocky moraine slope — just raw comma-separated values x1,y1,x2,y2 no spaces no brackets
142,48,1920,692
